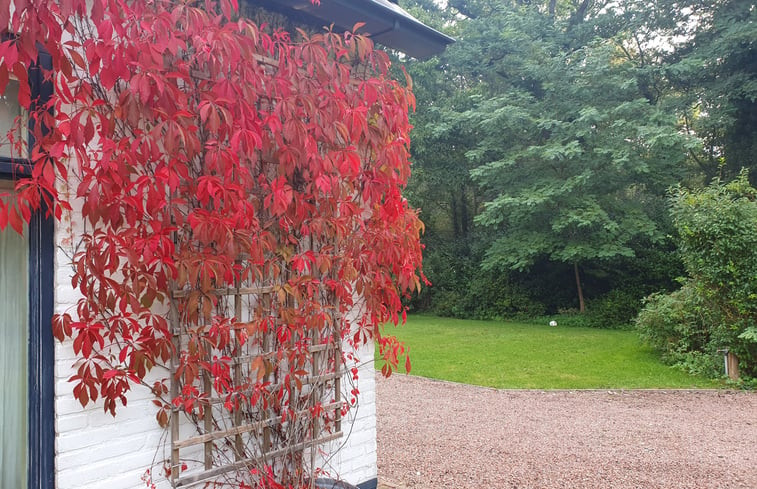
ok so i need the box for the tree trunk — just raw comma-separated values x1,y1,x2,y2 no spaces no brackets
451,192,459,239
548,0,557,17
459,184,469,238
574,262,585,313
569,0,591,27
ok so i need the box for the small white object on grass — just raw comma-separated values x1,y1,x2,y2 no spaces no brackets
549,320,558,327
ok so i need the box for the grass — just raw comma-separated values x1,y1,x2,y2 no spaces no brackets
377,315,720,389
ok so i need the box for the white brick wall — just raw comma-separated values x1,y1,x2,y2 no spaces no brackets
52,221,378,489
313,340,378,487
54,215,173,489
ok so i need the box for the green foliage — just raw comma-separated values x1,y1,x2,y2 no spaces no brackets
637,173,757,380
399,0,755,326
460,270,546,319
467,10,692,276
411,257,545,320
637,285,722,377
381,315,718,389
400,0,696,316
585,289,644,330
411,234,684,325
668,0,757,182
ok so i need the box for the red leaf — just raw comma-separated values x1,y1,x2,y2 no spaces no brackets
76,384,89,407
103,369,119,380
268,177,293,216
6,0,424,427
52,313,73,342
0,203,7,232
8,205,23,234
0,66,8,97
0,7,9,36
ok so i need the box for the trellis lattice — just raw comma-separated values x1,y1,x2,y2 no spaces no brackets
162,44,378,488
168,262,346,488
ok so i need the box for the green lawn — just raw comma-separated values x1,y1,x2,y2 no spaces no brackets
377,315,720,389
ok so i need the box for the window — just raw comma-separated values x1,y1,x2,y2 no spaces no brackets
0,79,27,159
0,180,30,487
0,52,55,489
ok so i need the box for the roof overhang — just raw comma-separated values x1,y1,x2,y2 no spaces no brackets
247,0,454,59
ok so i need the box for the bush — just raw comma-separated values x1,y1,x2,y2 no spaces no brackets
427,289,467,318
585,289,644,329
637,172,757,381
413,267,546,320
636,284,721,377
462,271,546,319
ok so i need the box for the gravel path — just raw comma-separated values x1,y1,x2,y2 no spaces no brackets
376,375,757,489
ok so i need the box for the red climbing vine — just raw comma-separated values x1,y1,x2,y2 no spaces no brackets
0,0,424,486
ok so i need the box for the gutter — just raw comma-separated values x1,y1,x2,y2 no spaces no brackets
247,0,454,59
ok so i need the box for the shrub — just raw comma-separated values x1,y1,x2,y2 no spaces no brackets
636,284,721,377
428,289,467,318
637,172,757,381
462,271,546,319
585,289,644,329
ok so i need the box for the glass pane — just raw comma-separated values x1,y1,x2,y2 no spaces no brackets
0,80,27,159
0,180,28,488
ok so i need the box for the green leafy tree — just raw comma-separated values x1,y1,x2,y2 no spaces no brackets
400,0,754,320
397,1,482,314
457,1,693,312
669,0,757,182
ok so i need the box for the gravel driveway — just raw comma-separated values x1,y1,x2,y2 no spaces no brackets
376,375,757,489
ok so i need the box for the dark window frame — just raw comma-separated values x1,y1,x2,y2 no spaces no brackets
0,47,55,489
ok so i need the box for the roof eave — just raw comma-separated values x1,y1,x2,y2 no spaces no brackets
247,0,454,59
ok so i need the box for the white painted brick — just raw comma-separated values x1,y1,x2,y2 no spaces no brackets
54,340,78,364
313,340,377,486
57,450,164,489
58,421,136,452
55,412,89,433
73,468,165,489
51,213,378,489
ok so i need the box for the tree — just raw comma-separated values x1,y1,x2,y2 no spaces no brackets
399,0,697,316
668,0,757,182
399,0,753,322
437,0,692,312
394,1,483,314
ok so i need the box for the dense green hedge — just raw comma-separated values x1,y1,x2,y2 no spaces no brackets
411,245,681,327
637,173,757,382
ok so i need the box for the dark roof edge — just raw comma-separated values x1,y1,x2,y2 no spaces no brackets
339,0,455,53
245,0,454,59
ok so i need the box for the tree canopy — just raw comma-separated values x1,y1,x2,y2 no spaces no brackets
400,0,756,321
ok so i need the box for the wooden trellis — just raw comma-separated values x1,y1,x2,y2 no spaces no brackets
168,270,345,487
163,29,376,487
